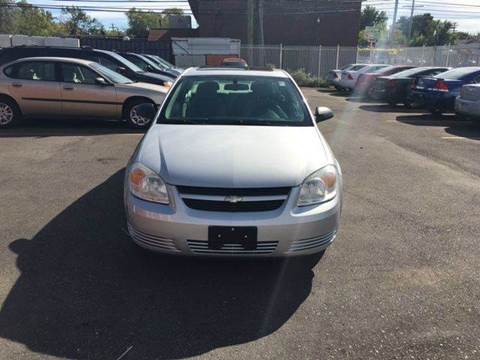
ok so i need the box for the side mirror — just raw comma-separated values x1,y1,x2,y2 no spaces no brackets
116,66,127,75
315,106,334,122
135,103,156,121
95,77,109,86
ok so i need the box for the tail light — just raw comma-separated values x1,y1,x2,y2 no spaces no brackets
347,73,353,80
435,80,449,92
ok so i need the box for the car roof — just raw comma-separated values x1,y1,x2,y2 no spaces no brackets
182,67,289,78
6,56,94,66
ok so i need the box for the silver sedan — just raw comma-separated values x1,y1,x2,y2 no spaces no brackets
124,68,343,257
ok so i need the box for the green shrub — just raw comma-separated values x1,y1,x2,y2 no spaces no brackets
288,68,328,88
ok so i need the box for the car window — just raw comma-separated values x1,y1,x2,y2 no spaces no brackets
350,65,367,71
9,61,56,81
159,75,312,127
472,75,480,84
97,56,119,71
123,54,148,70
61,63,98,85
91,63,134,84
435,67,480,80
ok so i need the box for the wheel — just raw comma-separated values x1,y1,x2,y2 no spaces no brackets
404,101,413,109
124,99,156,129
0,97,21,128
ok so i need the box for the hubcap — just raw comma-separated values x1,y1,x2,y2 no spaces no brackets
130,104,151,127
0,103,14,125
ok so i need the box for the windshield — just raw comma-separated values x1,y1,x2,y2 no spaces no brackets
91,63,134,84
158,75,312,126
435,67,480,80
392,67,430,78
101,51,143,73
154,55,174,68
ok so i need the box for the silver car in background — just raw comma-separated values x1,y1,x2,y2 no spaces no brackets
0,57,168,128
124,68,343,257
456,84,480,120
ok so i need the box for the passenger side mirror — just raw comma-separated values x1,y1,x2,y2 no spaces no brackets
135,103,156,121
95,77,109,86
315,107,334,122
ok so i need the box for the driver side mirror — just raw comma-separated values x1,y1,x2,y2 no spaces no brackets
95,77,109,86
315,106,334,122
116,66,127,75
135,103,156,121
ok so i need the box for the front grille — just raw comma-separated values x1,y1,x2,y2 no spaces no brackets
177,186,290,213
128,224,179,252
287,231,336,253
183,199,284,212
187,239,278,255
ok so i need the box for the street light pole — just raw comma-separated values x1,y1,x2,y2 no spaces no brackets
390,0,400,43
408,0,416,41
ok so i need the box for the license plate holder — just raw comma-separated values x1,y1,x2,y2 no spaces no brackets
208,226,258,250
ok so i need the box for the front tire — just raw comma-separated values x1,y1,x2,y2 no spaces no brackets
0,97,21,128
124,99,156,129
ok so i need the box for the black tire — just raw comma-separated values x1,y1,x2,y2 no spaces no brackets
404,101,413,109
0,97,21,128
124,98,156,129
388,100,397,107
429,108,442,116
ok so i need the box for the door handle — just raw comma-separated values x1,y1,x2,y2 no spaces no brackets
63,86,74,90
12,83,22,88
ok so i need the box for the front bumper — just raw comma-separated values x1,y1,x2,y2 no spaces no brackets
125,185,341,257
455,97,480,118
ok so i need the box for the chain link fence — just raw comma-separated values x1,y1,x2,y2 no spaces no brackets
241,44,480,79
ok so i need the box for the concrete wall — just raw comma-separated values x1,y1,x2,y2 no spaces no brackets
0,35,79,48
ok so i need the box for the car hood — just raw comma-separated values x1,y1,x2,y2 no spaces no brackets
137,71,172,83
119,82,169,93
136,125,330,188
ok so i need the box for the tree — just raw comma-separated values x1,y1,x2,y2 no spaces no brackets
126,7,184,37
0,0,17,33
61,6,104,36
395,13,456,46
15,1,64,36
360,5,388,31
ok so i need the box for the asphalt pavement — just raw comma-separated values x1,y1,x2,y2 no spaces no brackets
0,90,479,359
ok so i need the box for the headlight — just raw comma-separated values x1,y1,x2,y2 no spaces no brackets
297,165,338,207
128,163,169,204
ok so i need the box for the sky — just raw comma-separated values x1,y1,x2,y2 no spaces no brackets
28,0,480,34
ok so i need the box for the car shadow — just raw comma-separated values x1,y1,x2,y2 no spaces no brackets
0,170,321,359
359,104,424,113
0,118,144,138
396,114,480,141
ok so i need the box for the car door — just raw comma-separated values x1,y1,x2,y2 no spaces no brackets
59,62,121,119
5,60,61,116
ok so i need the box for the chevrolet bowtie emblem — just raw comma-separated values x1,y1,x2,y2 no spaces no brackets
224,195,244,203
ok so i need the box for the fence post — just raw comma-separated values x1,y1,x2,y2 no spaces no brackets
446,44,451,67
279,43,283,69
317,45,322,77
335,44,340,69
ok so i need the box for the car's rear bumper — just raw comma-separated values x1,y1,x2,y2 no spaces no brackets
455,97,480,117
125,185,342,257
409,90,455,110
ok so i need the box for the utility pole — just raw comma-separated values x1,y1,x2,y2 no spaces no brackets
408,0,416,41
247,0,255,45
258,0,264,46
390,0,400,44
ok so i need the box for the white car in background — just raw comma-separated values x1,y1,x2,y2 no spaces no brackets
456,84,480,120
327,64,367,90
338,64,389,91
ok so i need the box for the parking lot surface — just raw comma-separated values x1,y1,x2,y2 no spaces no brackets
0,89,479,359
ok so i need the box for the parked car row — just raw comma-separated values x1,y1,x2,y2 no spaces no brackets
0,46,183,128
329,62,480,120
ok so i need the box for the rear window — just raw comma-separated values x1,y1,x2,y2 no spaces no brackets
350,65,367,71
5,61,56,81
435,67,480,80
